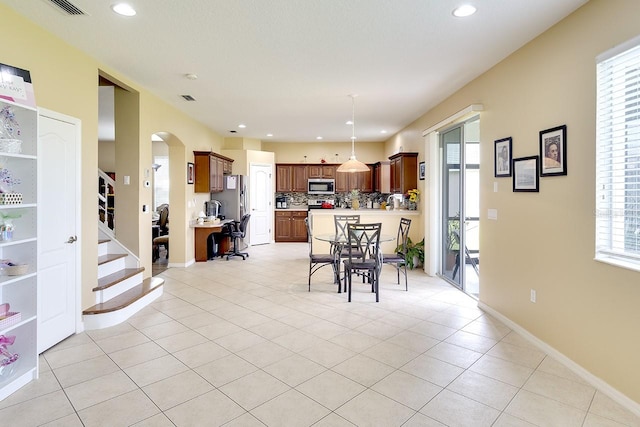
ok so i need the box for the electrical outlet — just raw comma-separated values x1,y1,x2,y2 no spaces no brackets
530,289,537,303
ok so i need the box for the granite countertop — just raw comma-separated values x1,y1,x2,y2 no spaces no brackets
308,208,420,215
275,206,308,211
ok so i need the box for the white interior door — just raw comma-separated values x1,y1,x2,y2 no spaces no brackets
37,109,80,353
249,164,272,245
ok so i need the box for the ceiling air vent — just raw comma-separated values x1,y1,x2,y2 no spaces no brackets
181,95,196,101
45,0,87,15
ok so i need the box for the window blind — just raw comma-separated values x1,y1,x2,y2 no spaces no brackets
596,36,640,266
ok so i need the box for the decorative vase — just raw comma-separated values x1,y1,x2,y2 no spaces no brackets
408,201,417,210
351,199,359,210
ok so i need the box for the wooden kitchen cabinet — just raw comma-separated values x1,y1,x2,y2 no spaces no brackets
335,164,374,192
308,165,335,179
275,210,308,242
276,164,308,192
389,152,418,194
193,151,234,193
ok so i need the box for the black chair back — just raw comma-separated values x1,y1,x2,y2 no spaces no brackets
334,214,360,240
157,204,169,235
396,218,412,256
347,223,381,264
237,214,250,237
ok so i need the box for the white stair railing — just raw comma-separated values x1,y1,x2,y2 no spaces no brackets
98,169,116,233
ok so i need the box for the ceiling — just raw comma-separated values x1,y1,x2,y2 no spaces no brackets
2,0,587,143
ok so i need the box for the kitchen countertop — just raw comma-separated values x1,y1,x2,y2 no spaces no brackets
274,206,308,212
308,208,420,215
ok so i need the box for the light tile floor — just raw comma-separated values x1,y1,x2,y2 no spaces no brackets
2,243,639,426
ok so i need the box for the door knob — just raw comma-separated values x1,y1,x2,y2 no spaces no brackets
66,235,77,244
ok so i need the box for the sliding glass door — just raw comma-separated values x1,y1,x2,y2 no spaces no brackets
441,118,480,297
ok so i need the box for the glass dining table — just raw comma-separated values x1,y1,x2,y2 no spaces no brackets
314,232,395,293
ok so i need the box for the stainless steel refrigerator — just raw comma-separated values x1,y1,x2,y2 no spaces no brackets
213,175,249,243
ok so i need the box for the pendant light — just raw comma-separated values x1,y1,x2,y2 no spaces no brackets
337,94,370,173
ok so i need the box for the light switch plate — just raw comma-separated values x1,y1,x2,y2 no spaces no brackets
488,209,498,220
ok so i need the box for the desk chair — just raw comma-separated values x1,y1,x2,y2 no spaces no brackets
152,204,169,262
223,214,251,260
382,217,411,291
451,230,479,279
343,223,382,302
304,218,335,291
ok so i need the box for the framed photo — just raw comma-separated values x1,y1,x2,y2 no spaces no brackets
539,125,567,176
494,137,512,177
513,156,539,192
419,161,425,180
187,162,194,184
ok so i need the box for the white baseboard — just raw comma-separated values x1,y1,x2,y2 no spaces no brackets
478,301,640,418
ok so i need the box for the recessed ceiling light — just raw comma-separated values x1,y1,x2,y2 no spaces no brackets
184,73,198,80
316,136,323,140
111,3,136,16
238,124,246,129
346,120,353,125
266,133,273,137
380,130,388,134
452,4,476,17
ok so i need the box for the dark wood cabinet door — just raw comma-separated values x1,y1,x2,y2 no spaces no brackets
335,170,349,192
276,165,292,192
292,165,308,192
291,212,308,241
308,165,322,178
322,165,336,179
275,211,292,241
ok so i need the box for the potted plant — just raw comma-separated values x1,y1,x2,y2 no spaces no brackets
446,215,460,270
397,237,424,269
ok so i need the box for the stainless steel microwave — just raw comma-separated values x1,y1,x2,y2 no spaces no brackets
307,178,335,195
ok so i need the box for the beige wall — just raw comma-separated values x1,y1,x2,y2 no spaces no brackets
386,0,640,405
0,5,224,309
262,141,385,164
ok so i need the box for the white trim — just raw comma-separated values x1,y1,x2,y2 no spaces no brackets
596,33,640,63
479,302,640,418
422,104,484,137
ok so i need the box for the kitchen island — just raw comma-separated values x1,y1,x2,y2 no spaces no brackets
308,209,420,253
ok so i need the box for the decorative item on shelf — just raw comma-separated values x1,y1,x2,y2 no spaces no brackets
320,157,326,164
406,189,420,210
0,304,20,329
0,106,22,155
0,166,21,205
0,261,28,276
0,334,19,380
0,211,21,241
350,189,360,210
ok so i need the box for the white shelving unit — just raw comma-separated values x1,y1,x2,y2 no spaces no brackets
0,98,38,401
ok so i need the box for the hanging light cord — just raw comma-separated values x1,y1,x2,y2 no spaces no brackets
350,94,356,158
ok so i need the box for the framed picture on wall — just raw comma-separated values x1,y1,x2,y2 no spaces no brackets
494,137,512,177
513,156,539,192
540,124,567,176
419,162,426,180
187,162,194,184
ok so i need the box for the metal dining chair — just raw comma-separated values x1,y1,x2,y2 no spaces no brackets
343,222,382,302
304,218,335,291
382,217,412,291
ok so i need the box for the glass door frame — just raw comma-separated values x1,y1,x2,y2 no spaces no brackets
439,116,480,296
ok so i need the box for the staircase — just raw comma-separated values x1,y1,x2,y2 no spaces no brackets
82,231,163,330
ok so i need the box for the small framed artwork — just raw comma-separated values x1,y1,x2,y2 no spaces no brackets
419,161,426,180
539,124,567,176
494,137,512,177
513,156,539,192
187,162,194,184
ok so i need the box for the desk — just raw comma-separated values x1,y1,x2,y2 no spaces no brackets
192,220,233,262
314,233,394,292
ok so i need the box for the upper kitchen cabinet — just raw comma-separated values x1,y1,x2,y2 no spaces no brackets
193,151,234,193
275,164,308,192
335,164,374,193
308,164,335,179
389,152,418,194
